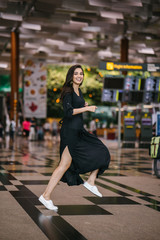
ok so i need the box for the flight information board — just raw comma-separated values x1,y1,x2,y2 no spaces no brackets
122,91,143,103
145,77,160,91
101,89,122,102
124,76,145,91
104,76,124,90
143,91,160,104
102,75,160,104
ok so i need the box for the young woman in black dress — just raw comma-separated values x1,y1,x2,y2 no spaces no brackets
39,65,110,210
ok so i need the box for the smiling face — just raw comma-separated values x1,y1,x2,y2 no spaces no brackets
73,68,84,86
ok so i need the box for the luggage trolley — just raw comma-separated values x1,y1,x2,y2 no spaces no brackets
150,136,160,178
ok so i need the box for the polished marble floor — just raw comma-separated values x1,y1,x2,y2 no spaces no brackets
0,137,160,240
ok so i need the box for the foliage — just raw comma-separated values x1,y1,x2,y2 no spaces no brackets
46,65,105,117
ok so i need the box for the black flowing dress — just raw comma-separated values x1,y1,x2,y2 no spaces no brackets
60,88,110,186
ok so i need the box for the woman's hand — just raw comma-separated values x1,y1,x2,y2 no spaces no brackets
87,106,97,112
85,102,89,107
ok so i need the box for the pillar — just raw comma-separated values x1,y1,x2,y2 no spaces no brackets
120,37,129,63
10,31,19,125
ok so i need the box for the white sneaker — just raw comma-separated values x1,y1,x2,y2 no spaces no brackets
83,182,102,197
39,195,58,211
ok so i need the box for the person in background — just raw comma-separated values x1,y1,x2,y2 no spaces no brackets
9,119,16,140
37,124,44,141
52,120,58,143
43,120,51,140
152,122,156,137
29,117,36,141
89,118,97,137
0,121,4,145
5,118,10,136
22,118,30,138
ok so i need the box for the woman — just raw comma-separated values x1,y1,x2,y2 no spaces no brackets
39,65,110,210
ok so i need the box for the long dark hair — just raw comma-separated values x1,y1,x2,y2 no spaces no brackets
60,64,84,100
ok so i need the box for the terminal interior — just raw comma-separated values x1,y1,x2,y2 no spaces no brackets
0,1,160,240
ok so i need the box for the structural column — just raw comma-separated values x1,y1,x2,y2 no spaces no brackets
10,30,19,125
120,37,129,63
119,37,129,147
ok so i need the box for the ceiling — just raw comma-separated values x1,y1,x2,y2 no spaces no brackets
0,0,160,72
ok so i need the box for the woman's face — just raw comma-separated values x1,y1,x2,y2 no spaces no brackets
72,68,84,86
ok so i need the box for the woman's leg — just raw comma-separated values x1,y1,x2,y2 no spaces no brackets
42,146,72,200
87,169,99,186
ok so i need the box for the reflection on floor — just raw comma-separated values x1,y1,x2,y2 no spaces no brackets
0,137,159,240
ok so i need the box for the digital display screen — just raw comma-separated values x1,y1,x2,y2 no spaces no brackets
122,91,143,103
145,77,160,91
101,89,122,102
156,78,160,91
143,91,155,104
124,76,136,90
104,77,124,90
143,91,160,104
124,76,145,91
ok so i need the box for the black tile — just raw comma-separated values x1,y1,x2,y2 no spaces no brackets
41,173,52,176
8,170,37,173
21,180,49,185
85,196,140,205
136,170,152,175
138,197,160,205
145,205,160,212
58,205,112,215
49,215,88,240
1,173,17,180
27,165,51,168
0,161,22,165
28,197,40,205
16,185,31,191
99,177,154,196
0,185,7,191
0,173,12,185
102,173,126,176
10,190,37,198
83,177,131,196
16,198,69,240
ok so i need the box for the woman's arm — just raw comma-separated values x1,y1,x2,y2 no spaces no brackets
73,106,97,115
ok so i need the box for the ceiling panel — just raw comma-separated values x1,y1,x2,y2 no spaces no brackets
0,0,159,69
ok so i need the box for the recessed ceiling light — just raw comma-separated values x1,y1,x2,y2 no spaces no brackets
46,39,64,46
146,36,152,40
82,26,101,32
59,43,75,51
22,23,41,31
24,42,40,49
0,26,7,30
138,48,155,54
100,11,123,19
0,63,8,68
0,13,22,21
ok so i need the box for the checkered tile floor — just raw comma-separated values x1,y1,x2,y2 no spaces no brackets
0,137,159,240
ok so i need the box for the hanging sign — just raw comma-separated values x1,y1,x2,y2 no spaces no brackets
23,59,47,118
99,61,160,72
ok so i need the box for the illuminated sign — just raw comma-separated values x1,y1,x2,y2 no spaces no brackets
124,112,135,128
99,61,160,72
141,113,152,126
